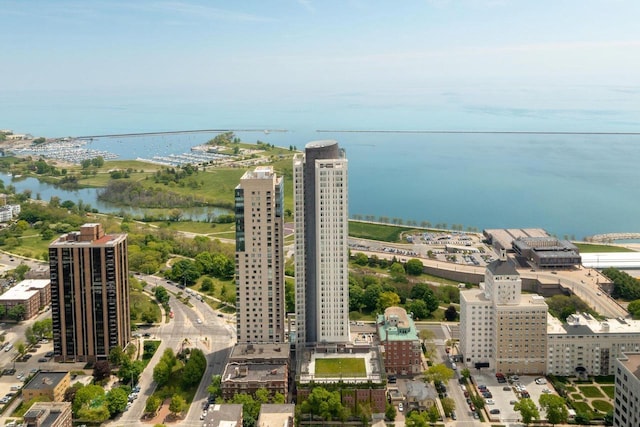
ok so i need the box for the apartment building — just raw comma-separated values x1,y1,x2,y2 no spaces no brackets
294,140,350,348
377,306,422,375
235,166,285,344
24,402,72,427
460,251,548,374
548,313,640,376
614,352,640,427
49,223,130,363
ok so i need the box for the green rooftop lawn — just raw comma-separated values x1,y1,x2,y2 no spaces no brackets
578,385,604,398
315,358,367,377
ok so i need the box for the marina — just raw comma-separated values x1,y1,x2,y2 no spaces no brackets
8,139,118,164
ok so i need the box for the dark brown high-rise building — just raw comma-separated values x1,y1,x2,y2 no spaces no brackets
49,223,130,363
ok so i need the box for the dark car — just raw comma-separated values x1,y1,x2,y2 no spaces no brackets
45,351,55,357
37,358,48,363
490,409,500,414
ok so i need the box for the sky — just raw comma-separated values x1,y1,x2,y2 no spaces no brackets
1,0,639,124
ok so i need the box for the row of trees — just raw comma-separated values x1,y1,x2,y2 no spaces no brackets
351,215,480,232
603,267,640,301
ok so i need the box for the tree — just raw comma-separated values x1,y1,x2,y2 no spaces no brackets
153,360,171,386
406,411,428,427
208,375,222,399
628,299,640,318
353,252,369,266
145,395,162,414
7,304,27,321
377,291,400,311
24,326,38,345
405,258,424,275
300,387,349,421
385,403,396,421
363,284,383,312
72,384,105,415
460,368,471,382
106,387,129,415
154,286,170,304
514,398,540,425
407,299,429,320
200,277,214,293
93,360,111,382
182,349,207,387
285,280,295,313
16,341,26,358
441,397,455,415
444,305,458,321
349,284,365,312
109,345,125,366
539,394,569,426
424,363,454,384
169,394,187,416
389,262,406,281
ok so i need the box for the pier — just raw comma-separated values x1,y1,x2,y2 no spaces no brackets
75,129,288,139
585,233,640,243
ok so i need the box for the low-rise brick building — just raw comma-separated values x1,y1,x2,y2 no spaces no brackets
22,372,70,403
377,307,422,375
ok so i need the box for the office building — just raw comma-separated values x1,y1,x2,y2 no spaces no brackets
294,140,349,348
614,352,640,427
49,223,130,363
235,166,285,343
460,251,548,374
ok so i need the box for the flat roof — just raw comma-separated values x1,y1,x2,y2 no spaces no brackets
620,353,640,380
298,346,384,384
484,228,549,250
0,278,50,301
548,312,640,335
24,372,68,391
229,343,290,361
257,404,295,427
223,362,287,384
209,404,243,427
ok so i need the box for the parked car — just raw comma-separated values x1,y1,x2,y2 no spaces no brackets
398,403,403,412
490,409,500,414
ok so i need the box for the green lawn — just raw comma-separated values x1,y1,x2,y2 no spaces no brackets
571,393,583,401
315,358,367,377
149,220,235,235
578,385,604,398
574,243,635,253
571,401,592,414
601,386,615,399
130,290,162,324
348,221,413,242
591,400,613,413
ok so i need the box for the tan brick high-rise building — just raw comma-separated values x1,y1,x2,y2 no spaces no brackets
460,251,547,374
49,223,130,362
235,166,285,343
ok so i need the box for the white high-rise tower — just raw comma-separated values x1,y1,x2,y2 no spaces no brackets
294,140,350,349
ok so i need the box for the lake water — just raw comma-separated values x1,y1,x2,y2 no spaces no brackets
5,175,228,221
2,89,640,239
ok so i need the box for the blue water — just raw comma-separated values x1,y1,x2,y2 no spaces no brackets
2,88,640,239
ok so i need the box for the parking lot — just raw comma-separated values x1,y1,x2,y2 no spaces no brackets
472,373,555,423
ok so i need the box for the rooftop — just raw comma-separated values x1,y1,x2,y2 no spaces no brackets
297,345,384,385
619,353,640,380
222,363,287,384
23,372,68,391
0,279,50,301
257,404,295,427
229,343,290,362
548,312,640,335
377,307,419,342
209,404,243,427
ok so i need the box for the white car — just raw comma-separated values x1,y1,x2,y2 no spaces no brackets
535,378,547,385
398,403,403,412
196,318,202,324
485,399,495,405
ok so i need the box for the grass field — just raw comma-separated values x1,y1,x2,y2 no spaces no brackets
130,290,162,324
574,243,635,253
315,358,367,377
579,385,605,398
591,399,613,413
601,386,615,399
348,221,413,242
